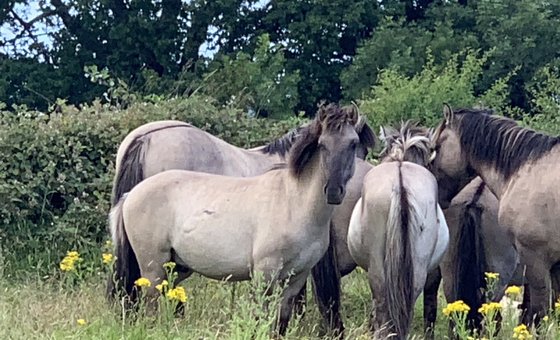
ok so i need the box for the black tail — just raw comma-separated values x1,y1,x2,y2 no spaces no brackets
106,197,142,307
454,182,487,328
384,162,414,339
111,135,148,206
311,220,344,336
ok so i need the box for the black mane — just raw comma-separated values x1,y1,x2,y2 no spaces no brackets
453,108,560,179
260,125,307,158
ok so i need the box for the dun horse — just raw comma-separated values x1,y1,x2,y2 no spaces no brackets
109,105,376,335
431,104,560,326
382,122,520,334
347,124,449,339
110,104,361,336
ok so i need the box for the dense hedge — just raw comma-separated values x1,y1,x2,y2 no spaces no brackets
0,96,303,277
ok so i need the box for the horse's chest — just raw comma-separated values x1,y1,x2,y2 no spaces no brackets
283,230,330,272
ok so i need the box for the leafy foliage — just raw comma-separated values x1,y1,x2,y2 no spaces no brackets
358,49,512,127
204,34,301,118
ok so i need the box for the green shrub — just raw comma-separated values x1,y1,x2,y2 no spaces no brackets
0,95,303,278
358,49,513,128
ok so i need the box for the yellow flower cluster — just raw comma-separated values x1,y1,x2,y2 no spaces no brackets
155,280,169,293
443,300,471,316
134,277,151,288
484,272,499,280
512,324,532,339
166,286,187,303
60,251,81,272
76,319,87,326
505,285,522,296
102,253,113,264
478,302,501,315
163,262,176,271
555,299,560,311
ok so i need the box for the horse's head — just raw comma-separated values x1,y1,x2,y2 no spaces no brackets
379,120,434,166
430,104,478,208
289,103,360,205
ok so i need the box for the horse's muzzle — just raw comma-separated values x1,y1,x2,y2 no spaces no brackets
325,185,345,205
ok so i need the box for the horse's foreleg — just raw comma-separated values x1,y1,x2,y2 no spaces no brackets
275,272,309,337
310,223,344,337
423,267,442,340
293,281,307,317
518,248,551,327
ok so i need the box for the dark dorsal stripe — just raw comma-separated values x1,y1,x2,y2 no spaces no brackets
454,109,560,180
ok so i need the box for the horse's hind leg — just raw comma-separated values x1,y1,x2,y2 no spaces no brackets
173,268,194,317
423,267,441,340
275,271,309,337
135,249,174,313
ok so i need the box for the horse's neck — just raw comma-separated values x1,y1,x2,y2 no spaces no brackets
286,153,333,227
471,163,508,199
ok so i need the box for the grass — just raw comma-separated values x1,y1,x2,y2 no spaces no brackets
0,266,450,340
1,248,557,339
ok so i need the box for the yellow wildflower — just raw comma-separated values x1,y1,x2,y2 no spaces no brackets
134,277,151,288
163,262,176,271
513,324,532,339
443,300,470,317
76,319,87,326
543,315,549,322
60,250,81,272
505,285,522,296
102,253,113,264
67,251,80,258
155,280,169,293
166,286,187,303
478,302,502,315
484,272,499,280
555,299,560,311
105,240,113,248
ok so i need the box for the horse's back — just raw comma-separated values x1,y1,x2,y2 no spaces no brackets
116,120,191,165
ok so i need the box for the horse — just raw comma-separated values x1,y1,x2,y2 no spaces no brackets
431,104,560,327
111,113,375,207
108,105,376,336
109,104,362,336
347,123,449,339
381,122,521,336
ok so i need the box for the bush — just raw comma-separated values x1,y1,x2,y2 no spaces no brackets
0,96,303,278
358,49,513,128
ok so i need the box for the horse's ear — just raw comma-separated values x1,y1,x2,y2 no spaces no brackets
356,116,376,149
317,101,328,122
443,103,454,124
379,126,387,142
429,150,437,162
344,104,359,125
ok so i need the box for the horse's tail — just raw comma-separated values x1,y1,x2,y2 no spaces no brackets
454,182,487,328
106,195,141,306
384,163,414,339
111,134,148,206
311,220,344,335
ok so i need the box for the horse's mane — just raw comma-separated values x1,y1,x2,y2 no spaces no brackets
289,103,357,177
380,120,433,166
450,108,560,179
260,125,307,157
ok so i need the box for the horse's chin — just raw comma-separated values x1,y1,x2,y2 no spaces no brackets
326,196,343,205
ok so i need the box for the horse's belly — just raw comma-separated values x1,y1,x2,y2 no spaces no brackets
172,225,253,281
